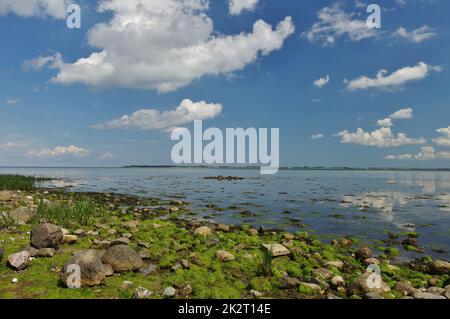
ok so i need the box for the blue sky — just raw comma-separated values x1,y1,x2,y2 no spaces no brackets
0,0,449,167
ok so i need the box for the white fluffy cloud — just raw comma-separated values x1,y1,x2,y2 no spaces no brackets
23,53,62,71
386,146,450,161
92,99,222,131
25,145,90,158
0,0,67,19
311,134,324,140
34,0,294,93
347,62,442,91
314,75,330,88
302,3,376,46
337,108,425,148
376,108,413,127
392,26,436,43
228,0,259,15
337,127,426,148
433,126,450,147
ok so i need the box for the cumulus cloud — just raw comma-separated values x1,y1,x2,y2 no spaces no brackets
386,146,450,161
228,0,259,15
376,108,413,127
336,127,426,148
302,3,377,46
91,99,223,131
25,145,90,158
433,126,450,147
337,108,425,148
32,0,294,93
314,75,330,88
0,142,27,149
311,134,324,140
22,53,62,71
392,26,436,43
346,62,442,91
0,0,68,19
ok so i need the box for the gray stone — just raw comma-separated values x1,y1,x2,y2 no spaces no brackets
414,291,446,299
7,251,30,270
163,287,177,298
193,226,212,237
103,264,114,277
140,263,158,276
354,272,391,296
31,223,63,249
216,250,235,262
444,287,450,299
313,268,333,280
133,286,153,299
394,281,416,296
355,246,373,261
427,287,445,295
279,276,301,289
102,245,143,273
431,260,450,275
61,249,106,287
262,244,291,257
37,248,56,258
110,237,130,246
250,290,263,298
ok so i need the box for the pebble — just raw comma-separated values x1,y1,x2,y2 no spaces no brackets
163,287,177,298
193,226,212,237
216,250,235,262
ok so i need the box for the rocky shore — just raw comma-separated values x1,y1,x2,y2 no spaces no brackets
0,188,449,299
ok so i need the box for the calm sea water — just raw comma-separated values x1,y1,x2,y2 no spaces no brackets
1,167,450,260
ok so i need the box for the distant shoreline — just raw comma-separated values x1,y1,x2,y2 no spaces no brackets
1,165,450,172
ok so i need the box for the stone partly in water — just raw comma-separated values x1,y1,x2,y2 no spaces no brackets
102,245,143,273
193,226,212,237
7,251,30,270
31,223,63,249
262,244,291,257
431,260,450,275
216,250,235,262
61,249,106,287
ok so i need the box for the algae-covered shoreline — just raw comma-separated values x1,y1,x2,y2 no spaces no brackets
0,175,449,299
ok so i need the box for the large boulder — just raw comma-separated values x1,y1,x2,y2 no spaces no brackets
431,260,450,275
61,249,106,287
7,251,30,270
9,207,36,225
31,223,63,249
353,272,391,297
102,245,143,273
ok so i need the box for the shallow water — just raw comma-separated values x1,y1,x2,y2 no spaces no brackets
1,167,450,260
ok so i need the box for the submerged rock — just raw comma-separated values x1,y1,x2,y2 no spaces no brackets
31,223,63,249
102,245,143,273
61,249,106,287
7,251,30,270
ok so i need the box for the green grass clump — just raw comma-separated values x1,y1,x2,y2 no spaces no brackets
0,175,51,190
32,198,107,228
